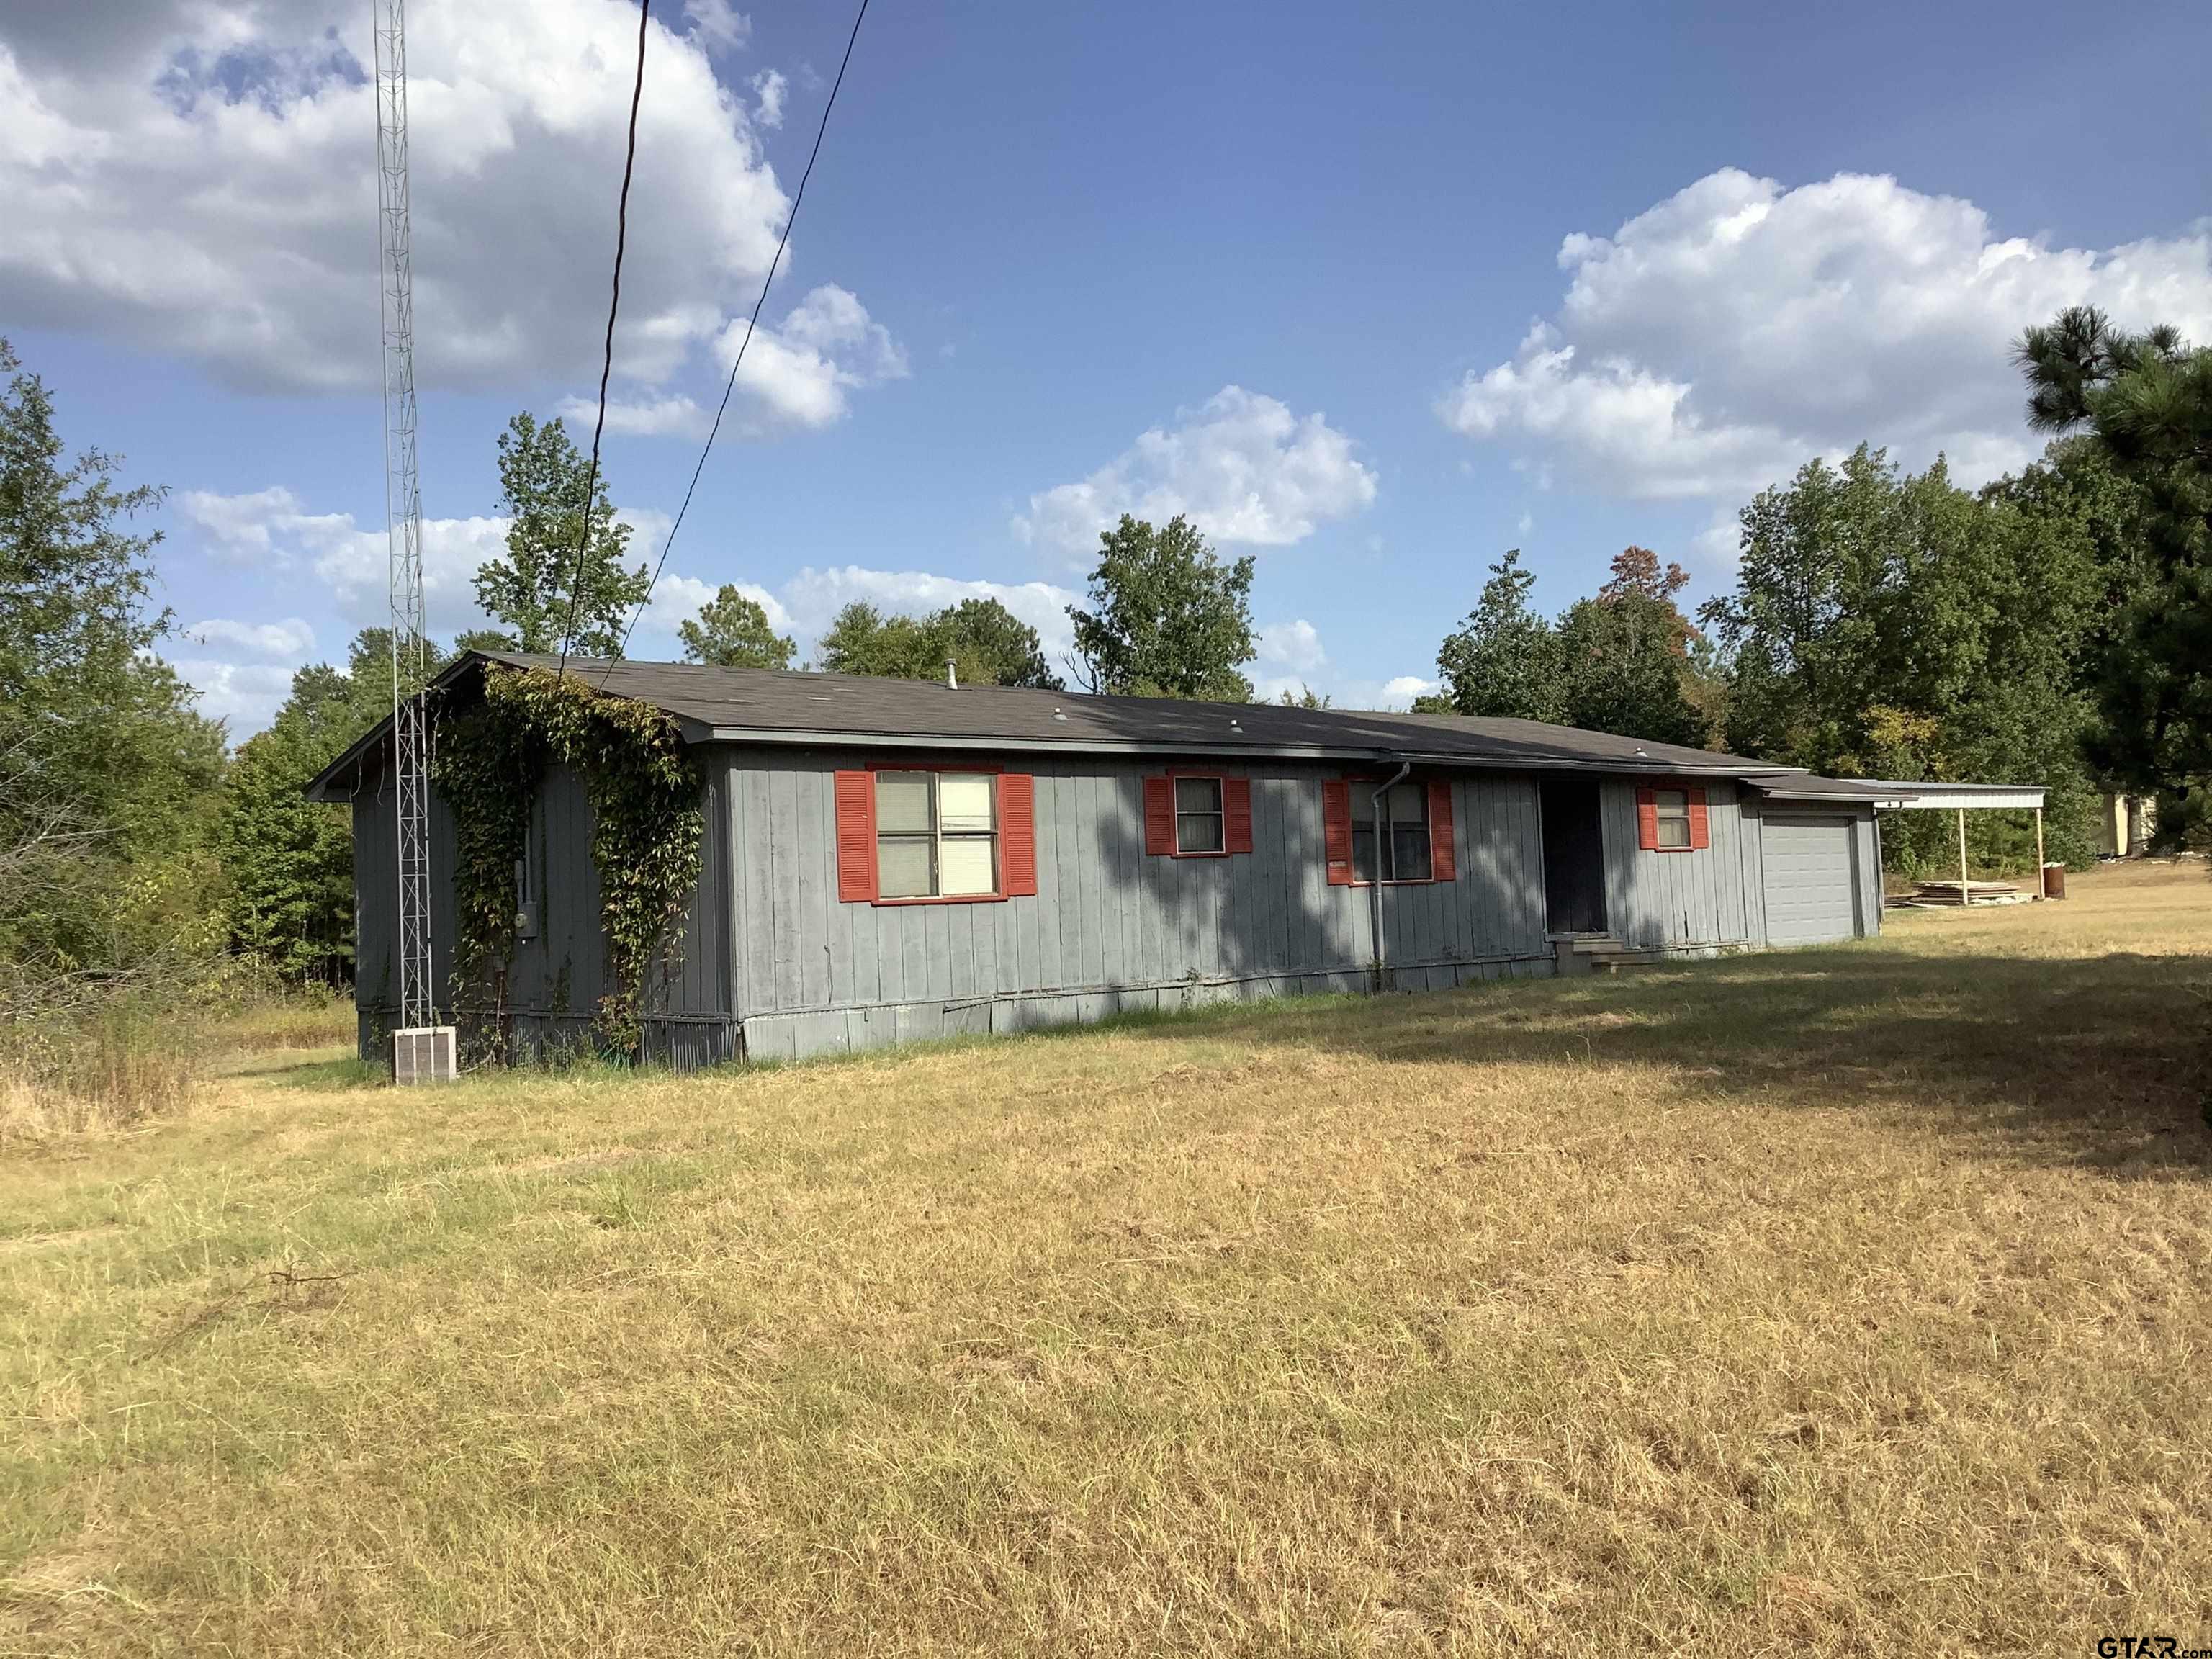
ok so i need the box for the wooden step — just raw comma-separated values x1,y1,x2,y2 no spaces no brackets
1553,935,1666,975
1589,950,1666,974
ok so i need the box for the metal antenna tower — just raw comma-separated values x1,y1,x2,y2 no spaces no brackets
373,0,451,1082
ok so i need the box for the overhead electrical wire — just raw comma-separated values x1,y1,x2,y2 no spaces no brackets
603,0,873,680
555,0,653,678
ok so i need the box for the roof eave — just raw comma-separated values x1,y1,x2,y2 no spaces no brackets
299,652,491,803
698,724,1803,775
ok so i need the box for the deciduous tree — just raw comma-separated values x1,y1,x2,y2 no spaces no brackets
1068,515,1256,700
217,630,449,981
1431,549,1560,721
0,338,224,970
1701,441,2106,869
818,598,1061,688
469,413,649,657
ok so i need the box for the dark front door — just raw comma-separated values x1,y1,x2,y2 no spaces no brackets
1541,779,1607,935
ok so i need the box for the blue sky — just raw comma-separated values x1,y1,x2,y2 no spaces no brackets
6,0,2211,732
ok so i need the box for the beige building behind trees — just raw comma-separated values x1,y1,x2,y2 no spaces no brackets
2098,794,2157,858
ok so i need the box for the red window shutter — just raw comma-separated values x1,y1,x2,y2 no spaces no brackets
1223,778,1254,854
1322,780,1354,885
1635,785,1659,852
1428,780,1455,882
1000,773,1038,895
834,770,876,902
1688,786,1710,851
1143,775,1175,855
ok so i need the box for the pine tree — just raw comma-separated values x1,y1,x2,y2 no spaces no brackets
680,585,795,670
2015,306,2212,843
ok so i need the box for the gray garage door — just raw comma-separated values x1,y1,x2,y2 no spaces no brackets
1761,814,1861,945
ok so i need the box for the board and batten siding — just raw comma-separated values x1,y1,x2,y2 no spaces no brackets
351,757,459,1052
349,738,1884,1070
1595,777,1764,950
721,750,1553,1059
352,757,736,1066
1588,778,1880,952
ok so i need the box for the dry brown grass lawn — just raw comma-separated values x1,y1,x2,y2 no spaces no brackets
4,863,2209,1655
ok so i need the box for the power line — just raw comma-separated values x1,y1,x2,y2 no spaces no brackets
555,0,652,678
604,0,871,679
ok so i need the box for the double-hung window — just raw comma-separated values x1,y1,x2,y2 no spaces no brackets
1652,788,1692,850
875,771,998,899
1174,777,1226,854
1350,781,1432,883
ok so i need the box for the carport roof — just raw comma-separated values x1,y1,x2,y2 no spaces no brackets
1748,776,2046,809
1858,780,2047,811
1751,777,1921,807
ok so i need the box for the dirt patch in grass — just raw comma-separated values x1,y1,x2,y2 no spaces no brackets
1,863,2207,1655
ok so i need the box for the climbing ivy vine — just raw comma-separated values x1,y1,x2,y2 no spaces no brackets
431,664,704,1060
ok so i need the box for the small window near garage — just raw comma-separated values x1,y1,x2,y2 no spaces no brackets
1175,776,1226,854
1350,781,1432,883
876,770,998,899
1636,783,1709,852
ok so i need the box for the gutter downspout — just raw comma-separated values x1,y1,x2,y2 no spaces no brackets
1368,760,1412,993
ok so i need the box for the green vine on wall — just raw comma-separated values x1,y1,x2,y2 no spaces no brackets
431,665,704,1061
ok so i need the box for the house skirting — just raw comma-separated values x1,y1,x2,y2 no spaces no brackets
733,952,1559,1062
356,1007,741,1071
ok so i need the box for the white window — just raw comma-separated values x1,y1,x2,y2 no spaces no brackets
876,771,998,899
1174,776,1225,854
1350,781,1431,883
1653,788,1691,850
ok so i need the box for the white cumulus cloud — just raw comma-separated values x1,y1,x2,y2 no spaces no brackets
171,487,1076,689
1439,168,2212,501
0,0,901,419
778,566,1081,664
684,0,750,54
181,616,316,659
1015,386,1378,565
1256,619,1327,675
637,572,793,644
559,393,715,441
750,67,786,129
568,284,909,439
173,658,300,734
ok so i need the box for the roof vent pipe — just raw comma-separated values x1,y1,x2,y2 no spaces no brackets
945,660,958,689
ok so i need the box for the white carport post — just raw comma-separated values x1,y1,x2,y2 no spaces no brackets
1863,781,2049,906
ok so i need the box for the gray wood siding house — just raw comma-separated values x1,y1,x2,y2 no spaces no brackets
313,653,1889,1066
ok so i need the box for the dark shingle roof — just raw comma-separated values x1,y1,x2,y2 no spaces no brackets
305,650,1807,799
592,649,1773,754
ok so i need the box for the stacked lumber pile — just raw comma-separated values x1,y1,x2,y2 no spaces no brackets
1889,878,2033,909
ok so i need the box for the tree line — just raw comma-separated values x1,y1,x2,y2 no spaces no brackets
1403,307,2201,879
3,299,2206,999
